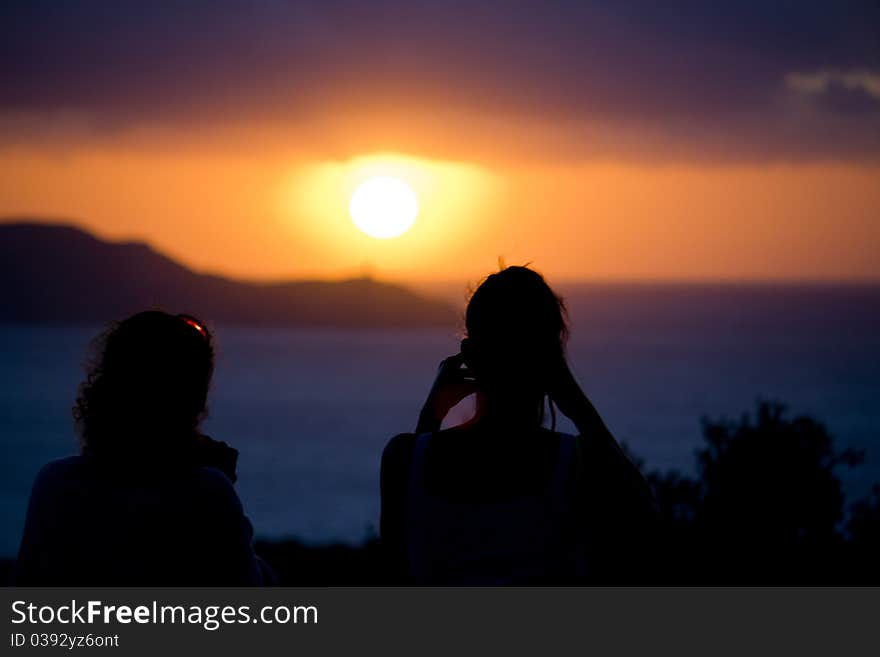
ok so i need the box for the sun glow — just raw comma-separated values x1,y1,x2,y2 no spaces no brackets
278,152,499,278
349,176,419,239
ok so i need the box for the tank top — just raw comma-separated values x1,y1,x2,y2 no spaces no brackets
407,432,585,584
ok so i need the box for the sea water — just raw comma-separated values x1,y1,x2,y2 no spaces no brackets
1,284,878,557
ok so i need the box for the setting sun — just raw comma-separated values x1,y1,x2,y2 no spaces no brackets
280,153,499,279
349,176,419,239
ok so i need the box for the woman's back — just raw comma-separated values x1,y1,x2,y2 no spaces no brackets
405,426,582,584
15,454,262,585
380,266,659,584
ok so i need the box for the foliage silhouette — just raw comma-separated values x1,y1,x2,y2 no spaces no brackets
846,484,880,581
647,400,876,583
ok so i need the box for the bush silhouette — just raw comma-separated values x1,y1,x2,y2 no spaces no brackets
847,484,880,581
648,401,871,583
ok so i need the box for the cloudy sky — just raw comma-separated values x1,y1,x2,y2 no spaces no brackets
2,1,878,282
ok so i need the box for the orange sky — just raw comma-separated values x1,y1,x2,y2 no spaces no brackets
1,132,878,284
3,3,879,285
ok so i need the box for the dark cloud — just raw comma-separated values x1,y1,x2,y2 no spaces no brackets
1,0,878,161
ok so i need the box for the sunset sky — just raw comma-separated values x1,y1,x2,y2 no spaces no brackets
2,1,879,283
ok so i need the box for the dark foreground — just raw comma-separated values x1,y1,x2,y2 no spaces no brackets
0,539,383,587
2,533,878,586
2,401,879,586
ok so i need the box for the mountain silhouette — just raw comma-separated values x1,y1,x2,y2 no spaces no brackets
0,221,455,327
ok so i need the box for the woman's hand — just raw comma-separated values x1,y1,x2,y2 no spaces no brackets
415,354,478,434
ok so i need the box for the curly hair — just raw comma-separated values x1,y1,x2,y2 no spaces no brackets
73,310,215,456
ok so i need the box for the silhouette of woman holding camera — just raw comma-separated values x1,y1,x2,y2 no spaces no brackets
15,311,267,585
381,266,658,584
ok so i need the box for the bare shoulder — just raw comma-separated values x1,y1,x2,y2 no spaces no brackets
381,426,472,480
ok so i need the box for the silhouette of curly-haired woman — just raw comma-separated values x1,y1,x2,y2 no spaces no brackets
381,266,659,584
15,311,268,585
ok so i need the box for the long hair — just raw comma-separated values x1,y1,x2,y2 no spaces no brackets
73,310,214,458
464,265,569,424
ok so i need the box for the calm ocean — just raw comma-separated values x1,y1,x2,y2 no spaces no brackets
1,283,878,557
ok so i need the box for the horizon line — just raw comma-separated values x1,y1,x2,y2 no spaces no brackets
3,217,880,289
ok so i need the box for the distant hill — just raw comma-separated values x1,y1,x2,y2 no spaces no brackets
0,221,456,327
